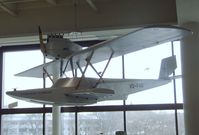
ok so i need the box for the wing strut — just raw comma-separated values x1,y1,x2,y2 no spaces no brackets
93,50,114,88
76,50,95,89
75,49,114,89
62,56,77,77
62,59,70,75
76,61,84,75
70,58,75,77
88,61,101,78
43,67,54,84
60,59,64,77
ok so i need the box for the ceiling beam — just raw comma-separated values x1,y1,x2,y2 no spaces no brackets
86,0,98,12
45,0,57,5
0,2,17,16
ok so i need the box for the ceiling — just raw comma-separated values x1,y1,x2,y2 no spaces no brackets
0,0,198,46
0,0,100,15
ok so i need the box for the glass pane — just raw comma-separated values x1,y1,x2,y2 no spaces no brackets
125,43,175,104
45,113,75,135
176,79,183,103
173,41,183,103
1,114,43,135
2,50,52,108
178,110,185,135
173,41,181,76
46,113,52,135
124,43,172,79
126,110,176,135
78,112,124,135
62,113,75,135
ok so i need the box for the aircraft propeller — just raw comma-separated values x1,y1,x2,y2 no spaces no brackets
38,26,47,55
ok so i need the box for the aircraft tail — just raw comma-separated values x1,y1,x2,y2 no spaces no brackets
158,56,177,79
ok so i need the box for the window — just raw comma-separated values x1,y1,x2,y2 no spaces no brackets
46,113,75,135
1,114,43,135
173,41,184,103
125,44,175,104
62,113,75,135
78,112,124,135
126,110,176,135
178,110,185,135
0,40,184,135
2,50,52,108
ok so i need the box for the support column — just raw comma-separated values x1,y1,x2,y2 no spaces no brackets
181,22,199,135
52,105,61,135
52,68,61,135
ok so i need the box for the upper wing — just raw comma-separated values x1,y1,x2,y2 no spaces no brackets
16,25,192,78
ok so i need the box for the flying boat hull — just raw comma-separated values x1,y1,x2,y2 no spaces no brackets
6,77,170,106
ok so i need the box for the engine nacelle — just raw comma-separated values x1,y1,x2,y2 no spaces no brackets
45,35,82,59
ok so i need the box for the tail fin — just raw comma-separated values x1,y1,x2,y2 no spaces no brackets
159,56,177,79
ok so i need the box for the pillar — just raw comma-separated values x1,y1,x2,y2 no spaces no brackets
181,22,199,135
52,105,61,135
52,67,61,135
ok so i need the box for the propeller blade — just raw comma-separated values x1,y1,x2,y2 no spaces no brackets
38,26,47,55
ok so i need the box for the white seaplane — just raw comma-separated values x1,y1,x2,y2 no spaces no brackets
6,25,191,106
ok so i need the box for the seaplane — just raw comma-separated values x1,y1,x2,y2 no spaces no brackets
6,25,192,106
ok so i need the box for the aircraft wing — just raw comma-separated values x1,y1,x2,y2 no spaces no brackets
16,25,192,78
